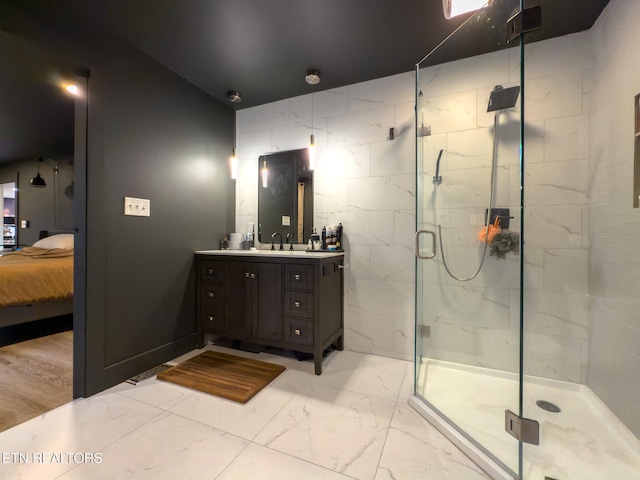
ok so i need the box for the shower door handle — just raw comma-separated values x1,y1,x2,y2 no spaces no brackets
415,230,436,259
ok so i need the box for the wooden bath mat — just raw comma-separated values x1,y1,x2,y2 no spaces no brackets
157,351,285,403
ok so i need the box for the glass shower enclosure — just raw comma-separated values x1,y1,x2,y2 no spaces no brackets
411,1,640,479
412,0,524,477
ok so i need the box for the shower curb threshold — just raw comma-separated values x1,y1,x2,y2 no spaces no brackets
408,395,515,480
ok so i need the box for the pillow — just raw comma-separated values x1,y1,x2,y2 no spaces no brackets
32,233,74,250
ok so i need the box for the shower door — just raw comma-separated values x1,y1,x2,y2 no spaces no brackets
414,0,525,477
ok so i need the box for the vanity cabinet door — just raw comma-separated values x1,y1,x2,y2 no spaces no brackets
225,261,253,336
225,260,282,342
252,262,282,341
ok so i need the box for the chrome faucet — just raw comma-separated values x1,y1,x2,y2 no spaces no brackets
286,233,295,250
271,232,283,251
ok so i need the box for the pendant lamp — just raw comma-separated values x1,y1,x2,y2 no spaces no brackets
227,90,242,179
305,69,320,171
30,157,47,187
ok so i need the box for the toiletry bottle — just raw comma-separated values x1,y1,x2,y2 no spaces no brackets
221,236,229,250
337,223,343,250
321,226,326,250
310,227,320,250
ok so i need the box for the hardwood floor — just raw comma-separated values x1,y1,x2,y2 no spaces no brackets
0,330,73,432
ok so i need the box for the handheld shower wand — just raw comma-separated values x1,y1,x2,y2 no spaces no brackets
433,149,443,186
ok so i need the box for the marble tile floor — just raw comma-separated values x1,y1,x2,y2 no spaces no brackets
417,359,640,480
0,345,490,480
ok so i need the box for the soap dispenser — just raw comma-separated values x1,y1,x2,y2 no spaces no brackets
247,222,255,248
310,227,320,250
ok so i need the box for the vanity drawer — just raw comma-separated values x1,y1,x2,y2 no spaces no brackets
201,305,225,331
284,291,314,319
284,317,313,346
284,264,314,291
201,284,224,305
201,261,224,283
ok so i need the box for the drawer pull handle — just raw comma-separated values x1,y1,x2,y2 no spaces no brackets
294,301,301,308
338,264,350,269
208,316,214,322
294,274,301,281
208,268,214,274
294,329,301,336
251,273,256,279
208,292,214,298
245,272,250,278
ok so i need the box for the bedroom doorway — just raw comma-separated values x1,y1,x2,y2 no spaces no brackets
0,27,89,427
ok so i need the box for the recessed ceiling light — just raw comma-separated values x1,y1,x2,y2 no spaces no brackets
443,0,489,19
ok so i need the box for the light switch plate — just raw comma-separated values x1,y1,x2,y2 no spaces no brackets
124,197,150,217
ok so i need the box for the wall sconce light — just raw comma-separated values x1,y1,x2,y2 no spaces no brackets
30,157,47,188
305,69,320,171
261,159,268,188
30,156,70,229
64,84,80,96
443,0,489,19
226,90,242,179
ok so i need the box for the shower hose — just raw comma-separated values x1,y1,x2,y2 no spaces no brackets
438,111,500,282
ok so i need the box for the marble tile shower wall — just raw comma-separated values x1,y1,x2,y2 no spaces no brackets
587,0,640,437
235,31,592,377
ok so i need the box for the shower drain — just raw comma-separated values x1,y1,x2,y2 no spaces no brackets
536,400,561,413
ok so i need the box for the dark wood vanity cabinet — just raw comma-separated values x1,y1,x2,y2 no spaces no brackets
196,252,344,374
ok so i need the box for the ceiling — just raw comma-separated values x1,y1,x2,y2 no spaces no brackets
13,0,610,110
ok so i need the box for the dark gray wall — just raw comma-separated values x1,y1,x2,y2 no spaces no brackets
1,4,235,396
84,42,235,393
0,157,74,246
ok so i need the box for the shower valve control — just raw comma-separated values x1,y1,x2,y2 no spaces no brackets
486,208,511,229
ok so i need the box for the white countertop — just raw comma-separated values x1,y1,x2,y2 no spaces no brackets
195,249,344,259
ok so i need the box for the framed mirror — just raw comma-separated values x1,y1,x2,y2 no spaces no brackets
258,148,313,245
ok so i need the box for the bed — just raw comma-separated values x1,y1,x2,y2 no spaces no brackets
0,230,75,329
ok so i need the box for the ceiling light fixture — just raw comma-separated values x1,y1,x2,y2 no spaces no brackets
226,90,242,179
443,0,489,19
305,69,320,171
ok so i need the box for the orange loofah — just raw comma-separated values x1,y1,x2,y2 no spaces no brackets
477,217,501,244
